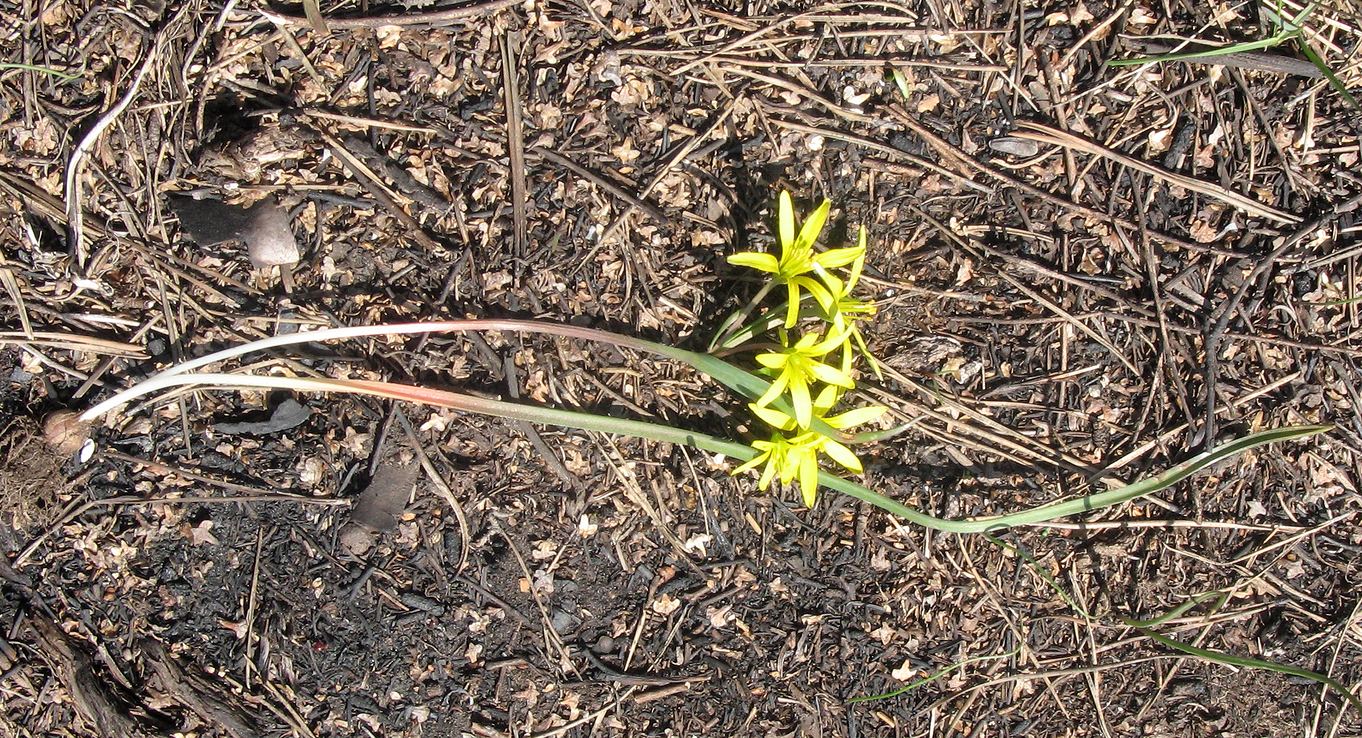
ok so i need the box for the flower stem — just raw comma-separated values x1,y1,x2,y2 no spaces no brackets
709,280,777,351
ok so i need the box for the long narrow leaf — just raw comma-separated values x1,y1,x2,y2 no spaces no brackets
847,647,1020,704
83,370,1328,534
1136,628,1362,712
818,424,1327,532
1107,34,1296,67
1297,38,1361,109
982,523,1362,714
81,319,847,440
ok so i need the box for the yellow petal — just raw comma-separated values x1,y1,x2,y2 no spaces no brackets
810,326,852,355
796,199,831,250
827,405,887,429
755,371,789,408
778,447,801,485
847,229,866,288
798,452,820,507
755,352,787,369
813,245,864,269
778,191,795,253
751,403,797,431
808,361,855,388
813,384,841,413
789,376,812,429
728,252,780,272
732,449,770,475
821,439,863,474
784,282,800,328
795,276,836,313
812,268,845,301
758,457,779,489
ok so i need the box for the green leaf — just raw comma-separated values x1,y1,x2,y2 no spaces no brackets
0,63,81,82
1136,628,1362,712
1297,37,1361,109
82,320,1329,534
848,647,1020,703
1107,34,1298,68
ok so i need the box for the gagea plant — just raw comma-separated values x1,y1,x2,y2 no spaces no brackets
77,192,1326,531
721,191,886,507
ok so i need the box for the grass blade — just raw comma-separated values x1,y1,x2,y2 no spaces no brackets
80,319,847,441
1107,34,1295,67
847,647,1020,704
0,62,81,81
981,527,1362,714
1296,38,1361,109
819,424,1329,532
1136,628,1362,712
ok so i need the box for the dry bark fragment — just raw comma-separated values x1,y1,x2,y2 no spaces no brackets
338,459,419,557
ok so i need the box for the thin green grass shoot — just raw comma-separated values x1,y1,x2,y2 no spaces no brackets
976,532,1362,713
847,646,1021,704
0,62,81,82
1106,0,1359,108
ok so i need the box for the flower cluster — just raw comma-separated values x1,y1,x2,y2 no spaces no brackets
726,191,886,507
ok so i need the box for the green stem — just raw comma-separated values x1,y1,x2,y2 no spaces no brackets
709,280,777,351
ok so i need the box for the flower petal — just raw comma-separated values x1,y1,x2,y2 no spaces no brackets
796,199,832,250
808,361,855,388
798,452,821,507
758,456,779,489
813,245,864,269
750,403,797,431
784,282,801,328
755,352,787,369
728,252,780,272
847,229,866,288
755,371,789,408
789,375,813,429
821,438,863,474
812,268,845,301
778,446,802,485
788,331,815,350
732,449,770,475
778,191,796,254
796,276,836,313
810,326,852,355
813,384,841,414
827,405,887,429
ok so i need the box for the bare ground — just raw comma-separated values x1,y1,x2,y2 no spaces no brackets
2,0,1362,736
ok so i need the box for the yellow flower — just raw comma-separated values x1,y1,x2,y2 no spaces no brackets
731,433,794,491
728,191,865,327
745,386,888,507
750,385,887,445
730,431,827,507
816,227,880,376
754,328,854,429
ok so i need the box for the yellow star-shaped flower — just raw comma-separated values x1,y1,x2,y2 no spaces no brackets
728,191,865,327
737,387,887,507
753,328,854,429
816,227,880,376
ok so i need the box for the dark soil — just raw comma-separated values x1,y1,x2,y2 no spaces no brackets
2,0,1361,736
